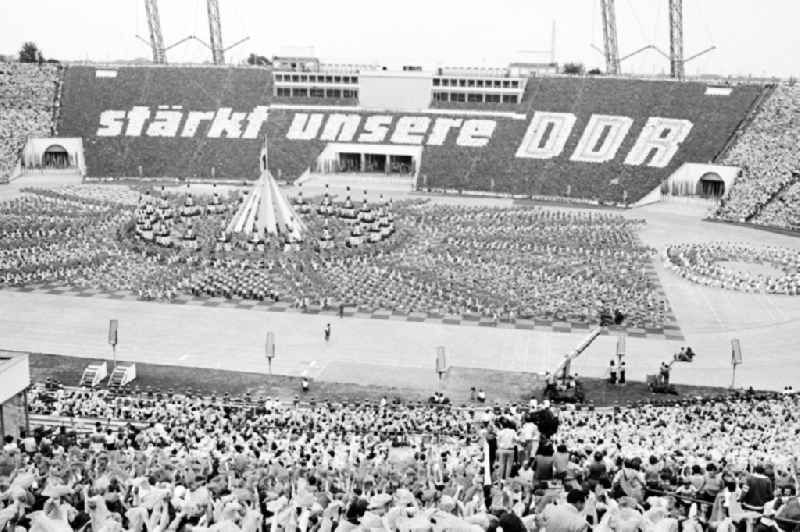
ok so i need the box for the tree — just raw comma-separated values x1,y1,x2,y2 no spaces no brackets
562,62,585,75
19,41,43,63
246,53,271,67
587,68,603,75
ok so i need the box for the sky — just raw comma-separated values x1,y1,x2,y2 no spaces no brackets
0,0,797,78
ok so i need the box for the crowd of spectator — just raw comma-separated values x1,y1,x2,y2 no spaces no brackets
2,383,799,532
664,242,800,295
0,61,60,180
750,182,800,231
0,186,668,328
714,84,800,227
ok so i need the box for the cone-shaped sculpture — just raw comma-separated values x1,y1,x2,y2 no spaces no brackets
227,140,307,243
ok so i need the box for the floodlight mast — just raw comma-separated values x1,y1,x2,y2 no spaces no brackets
144,0,166,64
591,0,715,79
207,0,226,64
669,0,685,79
600,0,620,75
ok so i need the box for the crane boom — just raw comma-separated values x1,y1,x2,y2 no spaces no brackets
555,326,605,379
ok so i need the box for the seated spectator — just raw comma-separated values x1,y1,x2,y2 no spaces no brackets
714,83,800,228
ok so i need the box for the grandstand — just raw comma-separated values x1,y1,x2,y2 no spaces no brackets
3,54,800,532
57,65,273,179
0,62,60,182
713,83,800,227
4,0,800,526
47,62,763,205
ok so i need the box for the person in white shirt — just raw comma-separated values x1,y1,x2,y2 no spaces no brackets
520,416,539,463
496,419,518,480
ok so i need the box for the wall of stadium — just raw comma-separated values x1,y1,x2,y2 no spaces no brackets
59,66,762,202
58,65,274,180
358,71,433,111
266,76,761,202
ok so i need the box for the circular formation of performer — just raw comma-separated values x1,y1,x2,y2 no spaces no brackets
665,242,800,294
132,183,396,255
1,184,667,328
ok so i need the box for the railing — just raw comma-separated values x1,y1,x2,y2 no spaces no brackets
29,413,148,433
645,487,800,532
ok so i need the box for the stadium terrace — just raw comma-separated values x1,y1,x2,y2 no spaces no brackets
47,65,763,203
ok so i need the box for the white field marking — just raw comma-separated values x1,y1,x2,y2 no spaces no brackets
696,284,725,329
757,294,778,322
758,293,786,323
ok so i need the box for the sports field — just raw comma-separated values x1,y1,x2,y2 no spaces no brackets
2,176,799,392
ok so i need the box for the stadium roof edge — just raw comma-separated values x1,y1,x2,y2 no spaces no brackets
60,61,272,70
53,61,780,86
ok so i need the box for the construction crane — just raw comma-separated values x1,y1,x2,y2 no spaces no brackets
143,0,166,64
206,0,225,65
554,326,605,381
599,0,620,75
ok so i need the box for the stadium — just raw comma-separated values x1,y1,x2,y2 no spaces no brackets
1,0,800,530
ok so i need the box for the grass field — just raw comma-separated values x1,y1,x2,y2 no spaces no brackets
29,352,733,407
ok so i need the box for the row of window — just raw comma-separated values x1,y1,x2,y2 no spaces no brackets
275,87,358,99
274,73,358,84
433,78,521,89
432,92,518,104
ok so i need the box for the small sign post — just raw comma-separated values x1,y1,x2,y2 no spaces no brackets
265,331,275,375
108,319,118,368
435,346,447,385
731,339,742,389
